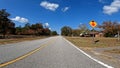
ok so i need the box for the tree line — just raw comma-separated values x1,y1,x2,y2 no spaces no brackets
99,21,120,37
0,9,58,38
61,21,120,37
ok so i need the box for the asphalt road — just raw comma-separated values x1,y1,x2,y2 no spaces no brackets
0,36,113,68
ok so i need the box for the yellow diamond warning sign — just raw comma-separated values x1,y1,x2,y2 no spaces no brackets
89,20,97,28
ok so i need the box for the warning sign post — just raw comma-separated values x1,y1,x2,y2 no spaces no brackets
89,20,97,44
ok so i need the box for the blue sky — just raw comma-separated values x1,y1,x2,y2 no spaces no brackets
0,0,120,33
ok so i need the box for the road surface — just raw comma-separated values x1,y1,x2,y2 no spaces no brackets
0,36,113,68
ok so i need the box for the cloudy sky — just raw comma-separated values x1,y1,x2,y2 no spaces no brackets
0,0,120,33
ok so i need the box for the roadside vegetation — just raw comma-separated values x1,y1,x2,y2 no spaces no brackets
0,9,58,45
61,21,120,37
66,37,120,48
0,9,58,44
61,19,120,54
0,9,58,39
0,36,47,45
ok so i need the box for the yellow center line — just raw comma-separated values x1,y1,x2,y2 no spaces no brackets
0,38,55,67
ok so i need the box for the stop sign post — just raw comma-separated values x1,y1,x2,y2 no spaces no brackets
89,20,97,43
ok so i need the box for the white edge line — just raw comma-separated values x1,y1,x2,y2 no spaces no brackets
62,37,114,68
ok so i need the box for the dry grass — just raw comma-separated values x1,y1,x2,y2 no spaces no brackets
66,37,120,48
0,36,47,45
104,49,120,54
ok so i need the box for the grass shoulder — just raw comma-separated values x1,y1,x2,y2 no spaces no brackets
0,36,49,45
65,37,120,48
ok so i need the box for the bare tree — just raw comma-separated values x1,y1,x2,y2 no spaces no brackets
98,21,119,37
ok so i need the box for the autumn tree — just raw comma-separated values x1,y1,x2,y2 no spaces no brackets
24,23,31,29
8,21,15,34
15,26,22,35
78,23,89,34
61,26,72,36
98,21,119,37
0,9,53,37
72,29,81,36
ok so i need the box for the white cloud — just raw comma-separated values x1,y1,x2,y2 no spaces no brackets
11,16,29,23
44,23,49,27
62,7,69,12
40,1,59,11
103,0,120,15
99,0,105,3
49,28,51,30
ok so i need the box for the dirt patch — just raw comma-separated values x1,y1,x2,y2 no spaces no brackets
104,49,120,54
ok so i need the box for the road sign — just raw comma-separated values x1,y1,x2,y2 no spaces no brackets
89,20,97,28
